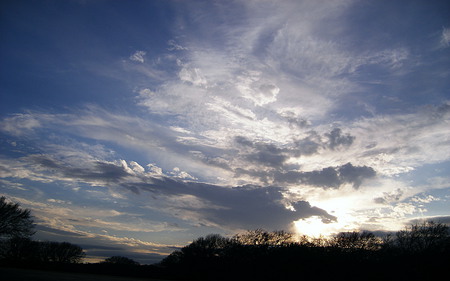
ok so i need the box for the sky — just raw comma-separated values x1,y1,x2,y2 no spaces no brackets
0,0,449,264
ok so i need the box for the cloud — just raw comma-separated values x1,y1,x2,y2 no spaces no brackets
128,1,371,140
136,179,337,230
337,162,376,188
234,136,288,168
274,162,375,189
232,127,355,166
325,128,355,150
440,27,450,48
351,102,450,175
167,39,188,51
410,195,440,204
292,133,322,155
129,50,146,63
29,155,130,183
179,66,207,86
281,111,310,129
121,0,419,184
2,100,448,188
0,114,42,136
136,175,337,231
1,151,335,231
373,188,404,204
421,216,450,225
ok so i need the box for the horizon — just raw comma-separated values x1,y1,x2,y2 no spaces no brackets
1,0,449,264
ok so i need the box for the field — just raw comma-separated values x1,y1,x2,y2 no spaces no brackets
0,267,167,281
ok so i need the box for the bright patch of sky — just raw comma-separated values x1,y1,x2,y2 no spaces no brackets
1,0,449,263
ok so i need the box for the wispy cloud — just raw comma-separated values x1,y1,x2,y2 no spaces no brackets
440,27,450,47
129,50,146,63
0,113,42,136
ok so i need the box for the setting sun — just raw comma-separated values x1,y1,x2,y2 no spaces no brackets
294,216,350,237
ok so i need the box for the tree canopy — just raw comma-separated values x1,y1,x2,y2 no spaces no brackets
160,223,450,280
0,196,35,239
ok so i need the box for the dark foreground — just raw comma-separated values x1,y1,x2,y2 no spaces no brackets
0,267,167,281
1,223,449,281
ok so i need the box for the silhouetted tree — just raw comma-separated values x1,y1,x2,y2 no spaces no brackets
182,234,233,259
0,237,39,261
159,223,450,281
1,239,84,263
394,221,449,253
331,231,382,251
0,196,35,239
160,249,183,267
102,256,140,266
233,229,294,246
38,241,85,263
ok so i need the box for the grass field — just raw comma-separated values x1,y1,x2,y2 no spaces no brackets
0,267,168,281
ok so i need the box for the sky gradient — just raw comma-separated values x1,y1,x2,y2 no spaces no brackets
1,0,449,264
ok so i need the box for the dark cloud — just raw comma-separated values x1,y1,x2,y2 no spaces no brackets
408,216,450,226
281,111,310,129
197,185,337,230
303,167,341,187
337,163,376,188
235,136,288,167
132,178,337,230
35,225,85,238
274,163,376,188
234,168,273,184
325,128,355,150
292,133,322,156
25,154,337,231
232,128,355,172
30,155,129,183
65,162,130,182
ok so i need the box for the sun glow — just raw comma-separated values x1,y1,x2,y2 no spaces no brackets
294,190,364,237
294,216,345,237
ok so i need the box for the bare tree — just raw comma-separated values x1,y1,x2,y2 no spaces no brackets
0,237,38,261
395,221,449,253
0,196,35,239
182,234,232,259
39,241,85,263
233,229,294,246
332,231,382,251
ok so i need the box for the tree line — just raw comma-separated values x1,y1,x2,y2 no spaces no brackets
0,196,85,265
1,196,449,280
160,224,449,280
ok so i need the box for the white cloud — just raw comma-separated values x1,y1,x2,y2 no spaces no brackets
167,39,188,51
179,66,207,86
411,195,439,204
130,161,145,174
129,50,146,63
349,104,450,174
0,114,42,136
440,27,450,47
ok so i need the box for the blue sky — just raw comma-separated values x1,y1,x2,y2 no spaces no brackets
1,0,449,263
